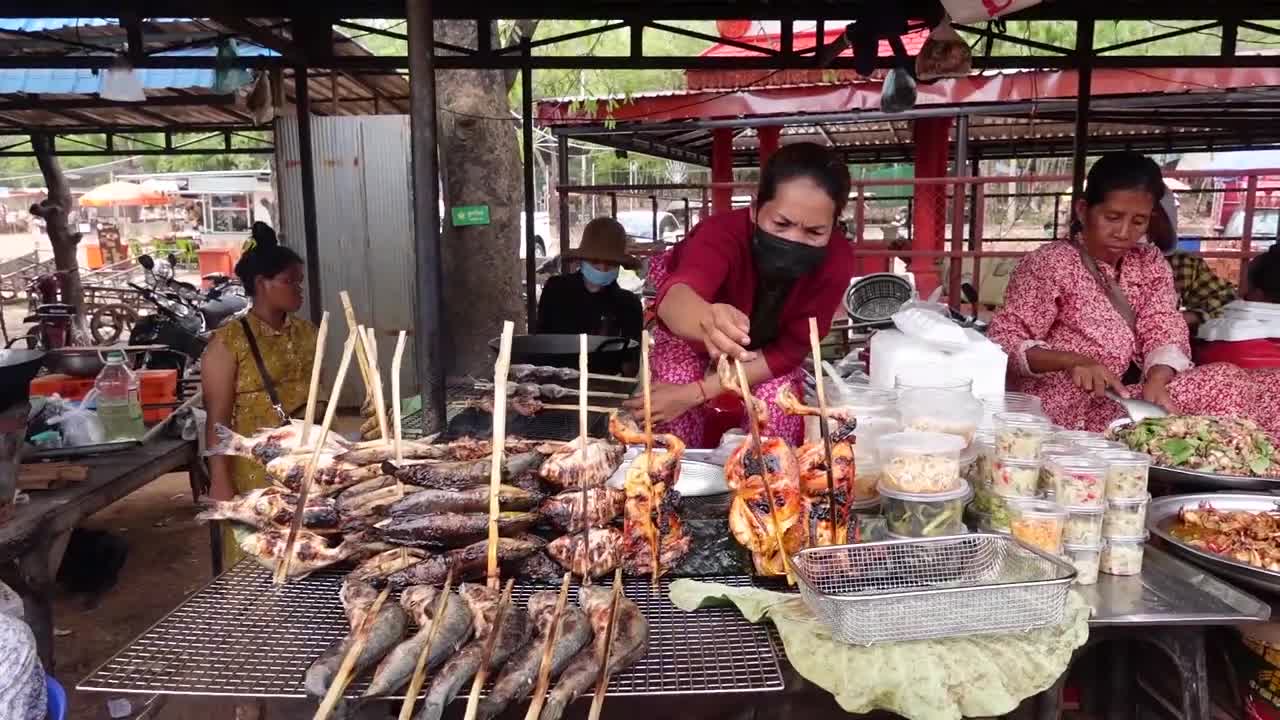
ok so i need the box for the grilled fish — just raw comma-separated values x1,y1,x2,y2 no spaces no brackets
372,512,540,547
338,436,558,466
388,485,543,517
476,590,594,720
304,578,410,698
539,585,649,720
414,583,531,720
207,421,351,464
266,453,385,496
349,548,431,584
337,476,422,512
540,487,624,532
238,529,360,579
383,536,546,589
540,438,624,490
364,585,475,698
195,487,339,532
382,451,545,491
546,528,623,579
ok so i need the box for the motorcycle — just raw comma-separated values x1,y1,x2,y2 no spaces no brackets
5,270,80,350
126,254,248,375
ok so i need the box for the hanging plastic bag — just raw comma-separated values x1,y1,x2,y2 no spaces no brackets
880,66,918,113
916,18,973,81
47,391,106,447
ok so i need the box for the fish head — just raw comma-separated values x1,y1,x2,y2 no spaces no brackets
577,585,615,618
340,577,378,617
399,585,439,617
458,583,501,637
526,590,562,628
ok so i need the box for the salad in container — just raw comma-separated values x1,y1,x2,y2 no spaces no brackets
1063,542,1103,585
1063,505,1105,545
994,411,1052,460
1096,449,1151,499
992,457,1041,497
877,480,971,537
1100,532,1148,576
1009,499,1067,554
1049,455,1108,508
1038,443,1079,494
1102,494,1151,538
877,431,966,493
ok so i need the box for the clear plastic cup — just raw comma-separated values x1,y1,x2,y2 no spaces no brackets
979,392,1045,430
1038,443,1079,494
1009,499,1068,554
876,480,971,538
1053,429,1102,445
1097,450,1152,500
877,431,966,493
992,456,1041,497
1063,505,1105,545
994,411,1053,460
1063,542,1103,585
1071,438,1127,455
1049,455,1108,508
985,485,1038,533
898,388,983,445
1100,532,1149,576
1103,494,1151,539
894,370,973,394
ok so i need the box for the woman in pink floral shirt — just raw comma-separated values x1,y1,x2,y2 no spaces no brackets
988,152,1280,437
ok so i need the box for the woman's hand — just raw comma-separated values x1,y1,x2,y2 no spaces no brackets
622,381,702,424
697,303,756,362
1070,360,1126,399
1142,365,1178,412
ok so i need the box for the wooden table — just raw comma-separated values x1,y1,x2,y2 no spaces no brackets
0,438,202,668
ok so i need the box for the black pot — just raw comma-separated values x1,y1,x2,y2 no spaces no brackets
491,334,638,376
0,348,46,412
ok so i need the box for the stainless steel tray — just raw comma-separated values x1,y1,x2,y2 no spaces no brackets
1149,464,1280,492
1147,492,1280,596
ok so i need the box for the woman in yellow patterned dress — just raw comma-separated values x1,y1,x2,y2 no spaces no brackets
202,223,316,567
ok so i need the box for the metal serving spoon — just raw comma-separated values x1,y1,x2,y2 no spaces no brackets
1106,389,1169,422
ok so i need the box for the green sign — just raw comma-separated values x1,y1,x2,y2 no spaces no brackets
450,205,491,227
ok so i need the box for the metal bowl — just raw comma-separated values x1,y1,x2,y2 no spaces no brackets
1147,492,1280,596
607,448,730,496
43,348,143,378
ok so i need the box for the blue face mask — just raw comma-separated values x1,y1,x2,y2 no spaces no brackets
580,262,619,287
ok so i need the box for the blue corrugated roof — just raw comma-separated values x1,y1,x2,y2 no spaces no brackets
0,18,189,32
0,43,276,95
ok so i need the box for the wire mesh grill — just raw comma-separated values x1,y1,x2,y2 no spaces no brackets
792,533,1076,646
79,561,784,699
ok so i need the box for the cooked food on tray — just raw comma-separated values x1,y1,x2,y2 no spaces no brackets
1173,503,1280,571
1110,416,1278,478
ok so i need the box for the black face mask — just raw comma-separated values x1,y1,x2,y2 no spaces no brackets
751,225,827,279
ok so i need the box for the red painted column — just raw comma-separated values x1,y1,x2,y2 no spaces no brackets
757,125,781,167
711,128,734,215
911,117,952,298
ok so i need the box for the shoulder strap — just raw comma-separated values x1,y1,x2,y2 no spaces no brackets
1075,244,1138,332
239,317,289,426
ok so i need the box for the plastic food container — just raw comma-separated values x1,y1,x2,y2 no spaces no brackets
1049,456,1108,508
1097,450,1152,499
1063,505,1105,545
991,457,1041,497
1063,542,1103,585
853,460,881,502
894,370,973,394
983,487,1033,533
1102,494,1151,539
1100,532,1148,576
994,412,1052,460
1071,438,1127,455
1052,430,1102,445
979,392,1044,430
1009,499,1067,554
877,431,966,493
1038,443,1078,494
898,388,983,445
876,480,971,538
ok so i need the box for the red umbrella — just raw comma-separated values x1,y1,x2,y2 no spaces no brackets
78,181,168,208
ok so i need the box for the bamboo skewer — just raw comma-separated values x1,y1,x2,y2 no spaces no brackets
313,585,391,720
461,578,515,720
523,572,573,720
361,326,391,445
586,568,625,720
578,333,591,587
541,403,616,414
397,569,455,720
487,321,515,589
808,318,839,546
275,332,357,585
391,330,408,462
733,358,795,585
640,331,659,587
300,311,329,446
339,291,377,414
508,365,636,384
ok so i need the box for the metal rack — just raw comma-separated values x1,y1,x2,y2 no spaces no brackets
79,561,786,699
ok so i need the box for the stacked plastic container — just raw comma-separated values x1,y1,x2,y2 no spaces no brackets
876,431,971,538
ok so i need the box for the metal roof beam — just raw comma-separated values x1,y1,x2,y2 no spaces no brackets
0,94,239,111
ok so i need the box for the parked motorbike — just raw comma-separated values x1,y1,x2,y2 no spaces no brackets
127,254,248,374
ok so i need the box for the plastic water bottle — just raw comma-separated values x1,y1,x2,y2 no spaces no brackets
94,352,145,441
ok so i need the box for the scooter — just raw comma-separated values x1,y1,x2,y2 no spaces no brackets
127,255,248,375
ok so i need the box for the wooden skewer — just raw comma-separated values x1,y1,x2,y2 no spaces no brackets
339,291,377,412
523,573,573,720
397,569,455,720
509,365,636,384
809,317,839,546
586,568,625,720
300,311,329,446
313,585,391,720
275,332,357,585
361,326,391,445
461,578,515,720
578,333,591,587
391,330,408,462
541,403,616,414
487,321,515,589
640,331,659,587
733,358,795,585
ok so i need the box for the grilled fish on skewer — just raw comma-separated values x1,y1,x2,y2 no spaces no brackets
337,436,559,466
539,487,624,532
266,454,383,496
388,485,544,517
207,421,350,464
372,511,540,547
608,413,692,577
546,528,623,579
540,438,624,490
337,476,413,510
476,590,594,720
414,584,531,720
364,586,475,698
539,585,649,720
238,529,364,579
337,484,421,529
195,487,339,532
349,548,431,584
304,578,410,698
382,450,545,491
383,536,547,589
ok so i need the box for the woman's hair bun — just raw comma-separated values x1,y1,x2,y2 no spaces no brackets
251,221,279,249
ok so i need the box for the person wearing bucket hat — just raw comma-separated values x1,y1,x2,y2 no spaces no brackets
535,216,643,342
1147,186,1237,332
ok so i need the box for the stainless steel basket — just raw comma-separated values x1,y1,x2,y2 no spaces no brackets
791,533,1076,646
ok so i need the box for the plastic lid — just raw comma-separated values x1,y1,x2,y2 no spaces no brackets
1072,438,1127,452
1097,449,1152,466
1063,541,1104,552
1048,455,1107,474
1064,504,1105,514
877,431,966,457
994,456,1040,469
850,496,882,510
990,483,1042,500
1103,531,1150,544
994,411,1052,430
1053,430,1102,443
1106,493,1152,508
876,478,972,503
887,526,969,540
1010,498,1067,520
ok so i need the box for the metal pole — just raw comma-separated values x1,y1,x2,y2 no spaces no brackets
295,66,323,326
557,135,570,253
522,47,536,332
407,0,445,433
1071,18,1095,199
651,195,658,242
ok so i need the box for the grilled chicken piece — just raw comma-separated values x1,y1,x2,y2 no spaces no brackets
608,413,691,577
715,356,768,428
547,528,623,579
539,437,624,490
793,440,858,545
725,436,806,576
776,385,859,442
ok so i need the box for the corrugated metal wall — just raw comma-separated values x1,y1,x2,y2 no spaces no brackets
275,112,417,408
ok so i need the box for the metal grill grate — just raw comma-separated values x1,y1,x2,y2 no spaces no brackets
79,561,785,699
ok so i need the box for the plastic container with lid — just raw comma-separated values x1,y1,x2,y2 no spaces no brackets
992,457,1041,497
898,388,983,445
1103,494,1151,538
894,369,973,394
1049,455,1108,508
1053,429,1102,445
877,480,971,537
1038,443,1079,494
993,412,1052,460
983,485,1035,533
979,392,1045,430
1100,532,1148,576
1097,450,1152,499
1009,499,1068,554
1071,437,1127,455
877,431,966,493
1063,505,1105,545
853,460,881,502
1063,542,1103,585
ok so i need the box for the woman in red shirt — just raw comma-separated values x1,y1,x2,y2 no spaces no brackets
623,143,856,447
